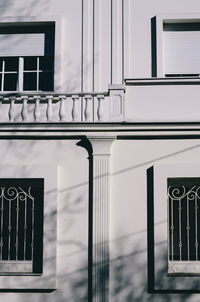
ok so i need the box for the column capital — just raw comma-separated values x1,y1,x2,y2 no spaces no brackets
87,136,116,156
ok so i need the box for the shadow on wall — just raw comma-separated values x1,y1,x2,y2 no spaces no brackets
0,183,88,302
49,235,200,302
110,238,200,302
0,0,49,17
46,233,200,302
1,143,200,302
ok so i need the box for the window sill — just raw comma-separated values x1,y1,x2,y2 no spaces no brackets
125,77,200,86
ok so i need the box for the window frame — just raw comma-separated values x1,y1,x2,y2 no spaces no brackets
0,16,62,92
0,56,54,92
155,13,200,77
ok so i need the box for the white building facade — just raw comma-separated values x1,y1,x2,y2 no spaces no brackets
0,0,199,301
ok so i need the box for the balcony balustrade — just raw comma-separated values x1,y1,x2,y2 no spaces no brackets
0,85,125,123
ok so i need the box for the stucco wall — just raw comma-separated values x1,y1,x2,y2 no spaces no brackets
0,139,88,301
1,139,200,301
0,0,199,92
110,139,200,301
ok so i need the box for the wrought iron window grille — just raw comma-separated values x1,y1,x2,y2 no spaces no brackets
0,178,44,275
168,178,200,274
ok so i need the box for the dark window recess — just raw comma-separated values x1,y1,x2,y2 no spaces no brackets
0,178,44,274
4,73,17,91
39,72,53,91
0,59,3,72
4,57,18,72
23,73,37,91
24,57,37,71
168,178,200,261
39,56,53,71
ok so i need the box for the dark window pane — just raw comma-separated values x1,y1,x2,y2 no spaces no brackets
10,199,17,260
0,74,2,90
24,57,37,71
39,72,53,91
4,73,17,91
39,56,53,71
5,57,18,72
23,72,37,91
2,198,9,260
0,59,3,72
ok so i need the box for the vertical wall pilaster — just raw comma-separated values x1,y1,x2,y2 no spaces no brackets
88,136,115,302
111,0,123,83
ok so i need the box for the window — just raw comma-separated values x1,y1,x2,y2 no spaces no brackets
0,24,54,92
153,14,200,77
164,23,200,77
148,164,200,292
0,178,44,275
0,165,57,291
168,178,200,274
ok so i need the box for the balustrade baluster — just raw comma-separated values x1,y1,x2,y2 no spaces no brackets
21,96,28,121
72,95,79,121
9,97,15,121
84,95,92,121
46,95,53,121
33,96,41,121
59,95,67,121
97,95,104,121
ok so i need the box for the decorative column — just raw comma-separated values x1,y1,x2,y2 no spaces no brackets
87,136,115,302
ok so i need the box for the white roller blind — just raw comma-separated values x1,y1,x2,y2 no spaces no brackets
164,31,200,75
0,33,45,56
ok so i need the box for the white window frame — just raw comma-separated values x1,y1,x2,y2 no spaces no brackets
155,13,200,77
0,15,62,92
0,56,54,92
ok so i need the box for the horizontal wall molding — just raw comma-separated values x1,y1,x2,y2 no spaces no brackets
125,78,200,86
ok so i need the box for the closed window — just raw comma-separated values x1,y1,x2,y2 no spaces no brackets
168,178,200,274
0,24,54,92
164,23,200,77
0,178,44,275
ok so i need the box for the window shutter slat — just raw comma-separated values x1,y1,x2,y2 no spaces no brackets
164,31,200,75
0,33,45,56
